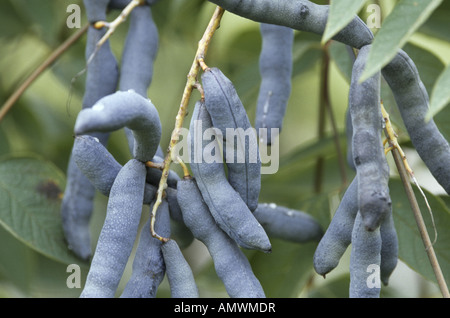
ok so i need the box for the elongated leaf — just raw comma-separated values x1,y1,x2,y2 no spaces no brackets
389,178,450,288
322,0,369,44
426,64,450,120
419,0,450,42
360,0,443,83
0,156,84,265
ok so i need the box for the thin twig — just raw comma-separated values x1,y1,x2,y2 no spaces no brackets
0,24,89,123
390,147,449,298
314,42,347,193
149,6,225,242
382,103,449,298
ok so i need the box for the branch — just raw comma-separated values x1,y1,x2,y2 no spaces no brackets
382,103,450,298
149,6,225,242
0,24,89,123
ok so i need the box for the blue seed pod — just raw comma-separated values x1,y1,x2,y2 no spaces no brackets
382,49,450,195
74,90,162,162
61,155,97,261
349,212,382,298
189,100,271,252
253,203,323,243
82,27,119,109
177,176,266,298
255,23,293,145
119,4,158,97
161,239,199,298
313,177,358,276
349,45,391,231
109,0,161,10
72,135,157,204
120,199,171,298
83,0,109,23
379,207,398,286
207,0,373,49
201,67,261,212
61,22,119,261
80,159,146,298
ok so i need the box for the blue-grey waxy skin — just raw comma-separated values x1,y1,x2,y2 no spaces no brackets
74,90,162,162
80,159,146,298
177,177,266,298
109,0,161,10
189,100,271,252
61,22,119,261
379,207,398,286
61,155,96,261
313,177,358,276
72,135,157,203
119,5,158,97
83,27,120,109
253,203,323,243
349,45,391,231
120,199,171,298
161,239,199,298
201,67,261,212
83,0,109,23
382,50,450,195
207,0,373,49
165,186,195,249
349,212,382,298
255,23,293,145
345,109,356,170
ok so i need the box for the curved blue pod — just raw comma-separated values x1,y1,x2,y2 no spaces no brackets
61,19,119,261
349,212,382,298
119,4,158,97
202,68,261,212
313,177,358,276
207,0,373,49
189,100,271,252
382,50,450,195
161,239,199,298
177,176,266,298
255,23,293,145
72,135,157,204
120,199,171,298
253,202,323,243
349,45,391,231
74,90,162,162
80,159,147,298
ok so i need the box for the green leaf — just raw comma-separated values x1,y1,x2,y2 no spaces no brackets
390,178,450,288
0,155,84,265
360,0,443,83
328,41,356,84
248,240,318,298
322,0,369,45
426,64,450,120
419,0,450,42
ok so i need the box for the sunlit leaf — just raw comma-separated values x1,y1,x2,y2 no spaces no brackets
360,0,443,83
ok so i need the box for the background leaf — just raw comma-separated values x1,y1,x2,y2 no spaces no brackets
426,64,450,120
0,156,85,266
389,178,450,287
360,0,443,82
